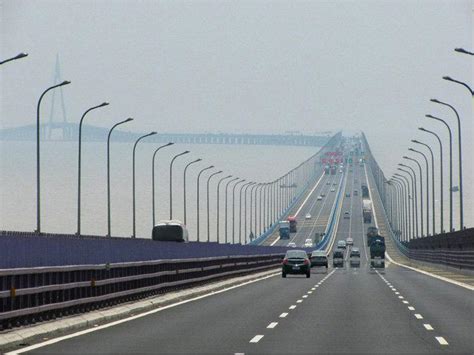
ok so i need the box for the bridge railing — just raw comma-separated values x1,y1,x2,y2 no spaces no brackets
0,253,283,330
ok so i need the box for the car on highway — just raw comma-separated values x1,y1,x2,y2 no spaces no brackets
337,240,347,249
310,250,328,269
332,182,337,185
326,181,331,185
152,220,189,242
282,250,311,278
350,248,361,267
332,249,344,267
330,188,336,192
354,190,358,196
343,211,350,219
345,192,350,197
320,193,326,197
287,242,297,248
339,169,343,173
305,213,311,219
304,238,313,248
346,237,353,246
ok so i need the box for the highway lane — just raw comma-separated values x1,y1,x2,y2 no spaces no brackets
14,162,473,354
271,172,342,248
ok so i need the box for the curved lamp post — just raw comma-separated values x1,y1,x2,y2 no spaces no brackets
0,52,28,65
426,114,453,231
409,148,430,236
443,76,473,96
224,177,239,243
206,170,222,242
455,48,474,55
419,127,444,232
412,140,436,235
216,175,232,243
398,164,418,238
169,151,190,219
430,99,464,229
403,156,424,237
183,158,201,225
394,173,412,240
107,117,133,236
239,182,253,244
232,179,246,244
196,165,214,242
36,80,71,234
244,182,256,243
132,132,157,237
152,142,174,227
77,102,109,235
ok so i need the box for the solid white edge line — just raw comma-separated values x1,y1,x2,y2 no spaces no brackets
249,335,264,343
6,272,280,354
435,336,448,345
270,172,325,246
365,163,474,292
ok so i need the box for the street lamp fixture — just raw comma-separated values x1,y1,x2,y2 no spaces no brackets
169,151,190,219
0,52,28,65
152,142,174,227
77,102,109,235
442,76,473,96
454,48,474,56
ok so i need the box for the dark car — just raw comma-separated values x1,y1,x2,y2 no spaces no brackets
333,250,344,268
282,250,311,278
310,250,328,269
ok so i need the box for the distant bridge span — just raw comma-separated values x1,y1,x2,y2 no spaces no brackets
0,123,332,147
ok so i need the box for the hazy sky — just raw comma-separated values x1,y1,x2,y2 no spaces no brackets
1,0,473,209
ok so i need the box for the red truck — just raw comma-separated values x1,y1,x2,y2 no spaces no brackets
287,216,297,233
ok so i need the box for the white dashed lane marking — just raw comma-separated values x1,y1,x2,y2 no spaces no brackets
249,335,264,343
289,305,296,310
414,314,423,319
302,295,308,298
296,299,303,303
435,337,449,345
279,313,288,318
267,322,278,329
423,324,434,330
408,306,415,311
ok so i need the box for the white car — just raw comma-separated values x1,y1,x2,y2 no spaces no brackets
304,239,313,247
346,237,354,246
330,188,336,192
317,195,323,201
305,213,312,220
287,242,297,248
337,240,347,249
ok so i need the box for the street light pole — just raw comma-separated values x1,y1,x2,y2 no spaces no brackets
206,170,222,242
169,151,190,219
419,127,444,232
244,182,256,243
183,158,201,225
249,183,259,240
36,80,71,234
107,118,133,237
426,114,453,232
224,177,239,243
216,175,232,243
409,148,430,236
239,182,253,244
398,164,418,238
232,179,246,244
392,178,408,241
443,76,473,96
152,142,174,227
403,156,424,237
0,52,28,65
196,165,214,242
455,47,474,56
412,140,436,235
132,132,157,237
430,99,464,229
77,102,109,235
394,174,412,240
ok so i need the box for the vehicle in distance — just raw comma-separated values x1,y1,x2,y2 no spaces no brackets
282,250,311,278
279,220,290,240
320,193,326,197
310,250,328,269
326,181,331,185
346,237,353,246
287,216,297,233
317,195,323,200
305,213,311,219
366,226,379,246
304,238,313,248
152,220,189,242
353,189,358,196
330,188,336,192
337,240,347,249
333,250,344,267
332,182,337,185
350,248,360,267
287,242,297,248
343,211,350,219
345,192,350,197
362,199,372,223
370,236,386,268
361,184,369,198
